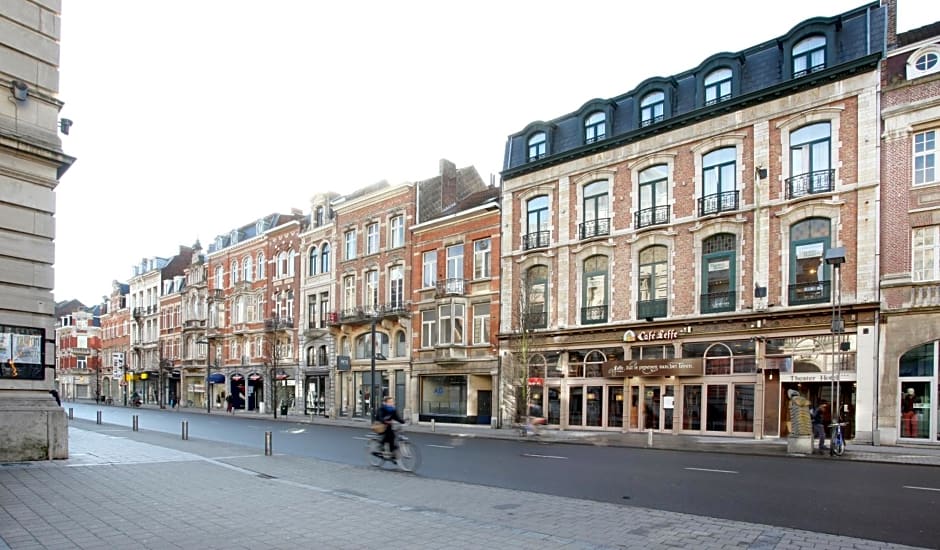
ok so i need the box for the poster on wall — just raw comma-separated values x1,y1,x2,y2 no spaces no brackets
0,325,45,380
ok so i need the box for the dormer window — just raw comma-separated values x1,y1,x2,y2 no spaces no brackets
528,132,547,162
792,35,826,77
315,206,324,227
584,112,606,143
704,68,732,105
640,91,664,127
230,230,239,245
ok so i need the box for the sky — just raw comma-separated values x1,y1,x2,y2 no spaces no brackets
54,1,940,306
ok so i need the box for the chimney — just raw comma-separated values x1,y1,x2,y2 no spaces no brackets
883,0,897,50
440,158,457,209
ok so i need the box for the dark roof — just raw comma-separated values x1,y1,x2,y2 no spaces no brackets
897,21,940,47
437,186,500,219
54,299,87,319
208,213,299,253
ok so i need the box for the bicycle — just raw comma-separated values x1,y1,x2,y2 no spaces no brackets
829,422,847,456
366,426,420,472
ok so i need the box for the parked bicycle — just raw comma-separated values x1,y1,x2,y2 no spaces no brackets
365,426,420,472
829,421,847,456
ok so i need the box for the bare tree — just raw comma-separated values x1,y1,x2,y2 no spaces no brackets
502,273,546,425
262,316,292,419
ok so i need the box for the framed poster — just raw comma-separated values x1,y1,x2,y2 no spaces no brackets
0,325,45,380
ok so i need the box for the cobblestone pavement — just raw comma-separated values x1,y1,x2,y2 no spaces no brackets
0,420,924,550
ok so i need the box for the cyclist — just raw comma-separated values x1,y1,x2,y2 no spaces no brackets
376,396,405,458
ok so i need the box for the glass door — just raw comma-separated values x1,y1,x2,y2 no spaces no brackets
569,386,584,426
586,386,603,426
547,386,561,425
644,386,661,430
629,385,640,429
608,386,624,427
663,385,674,430
683,384,702,431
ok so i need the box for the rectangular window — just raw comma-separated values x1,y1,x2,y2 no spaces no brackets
421,310,437,348
446,244,464,280
439,304,452,345
389,266,404,308
343,275,356,311
453,303,464,345
390,215,404,248
366,222,379,255
913,226,940,282
344,229,357,260
319,293,330,326
472,303,490,345
365,270,378,309
422,250,437,288
915,130,937,186
473,238,491,279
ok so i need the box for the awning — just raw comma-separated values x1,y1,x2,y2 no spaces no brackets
208,373,225,384
275,374,289,381
248,373,263,382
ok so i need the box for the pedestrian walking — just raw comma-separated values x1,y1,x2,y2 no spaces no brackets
225,393,234,413
812,402,828,453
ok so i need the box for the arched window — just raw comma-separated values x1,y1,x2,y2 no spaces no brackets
701,233,737,313
214,266,224,289
793,35,826,77
527,132,546,162
704,68,732,104
320,243,331,273
306,346,316,366
356,332,389,359
287,249,296,277
701,147,737,215
638,245,668,319
789,122,832,198
525,265,548,329
581,180,609,239
242,257,253,282
582,255,608,324
640,91,664,126
637,164,669,228
315,206,324,227
317,345,328,366
789,217,831,305
277,251,288,278
584,111,606,143
257,252,266,279
524,195,550,249
309,246,318,276
230,260,239,286
395,330,407,357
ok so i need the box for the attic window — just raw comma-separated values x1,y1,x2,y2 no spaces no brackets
908,47,940,80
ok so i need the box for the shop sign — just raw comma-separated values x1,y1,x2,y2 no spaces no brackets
781,373,856,383
603,358,703,378
0,324,44,380
623,329,680,343
336,355,351,371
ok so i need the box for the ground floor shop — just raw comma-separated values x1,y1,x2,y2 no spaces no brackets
182,368,296,413
305,371,330,416
335,364,408,419
417,373,495,425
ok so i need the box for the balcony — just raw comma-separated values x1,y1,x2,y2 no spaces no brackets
232,281,252,293
579,218,610,240
212,289,225,301
71,347,91,356
636,299,667,320
698,191,739,217
634,206,670,230
327,303,412,327
183,319,206,330
264,317,294,331
523,311,547,330
700,291,736,313
232,323,249,334
435,346,467,364
581,305,608,325
435,278,467,297
132,305,157,318
522,231,550,251
786,169,834,199
789,280,831,305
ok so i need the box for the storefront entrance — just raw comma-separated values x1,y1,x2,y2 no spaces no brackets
306,375,327,416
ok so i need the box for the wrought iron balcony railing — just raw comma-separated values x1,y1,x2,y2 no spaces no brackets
700,291,736,313
786,169,834,199
522,231,550,251
789,280,831,305
264,317,294,331
579,218,611,240
698,190,739,216
634,205,670,229
636,298,667,320
523,311,547,330
581,305,608,324
435,278,467,297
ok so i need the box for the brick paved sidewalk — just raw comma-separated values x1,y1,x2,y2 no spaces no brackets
0,421,923,550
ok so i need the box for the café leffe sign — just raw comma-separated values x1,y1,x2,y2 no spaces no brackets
623,329,679,342
603,358,703,378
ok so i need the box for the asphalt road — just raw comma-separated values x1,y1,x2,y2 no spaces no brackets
67,403,940,548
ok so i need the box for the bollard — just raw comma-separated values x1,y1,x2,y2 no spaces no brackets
132,415,139,432
181,421,189,440
68,407,74,420
431,418,436,432
264,431,273,456
96,411,102,425
647,428,653,447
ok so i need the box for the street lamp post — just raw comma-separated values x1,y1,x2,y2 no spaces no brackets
825,247,846,426
370,316,377,418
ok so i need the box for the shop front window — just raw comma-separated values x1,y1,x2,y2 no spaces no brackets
683,385,702,430
420,375,467,416
733,384,754,433
899,342,936,440
706,385,727,432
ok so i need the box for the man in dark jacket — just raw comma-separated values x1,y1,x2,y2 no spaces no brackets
812,402,828,453
376,396,405,455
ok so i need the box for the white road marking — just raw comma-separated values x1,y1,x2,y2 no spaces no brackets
904,485,940,492
522,453,568,460
684,467,739,474
427,444,454,449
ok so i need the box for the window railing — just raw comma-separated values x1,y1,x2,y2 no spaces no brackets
634,205,670,229
787,169,834,199
579,218,611,240
435,278,467,297
641,114,664,127
264,317,294,331
788,280,831,305
523,231,550,250
700,291,736,313
523,311,547,330
793,62,826,78
698,190,739,216
581,305,608,324
637,298,667,319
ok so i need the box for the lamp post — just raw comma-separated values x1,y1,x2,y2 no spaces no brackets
824,247,846,425
370,316,377,418
197,336,213,414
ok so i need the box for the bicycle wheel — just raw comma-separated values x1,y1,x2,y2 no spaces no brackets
366,438,382,467
832,434,845,456
397,440,420,472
